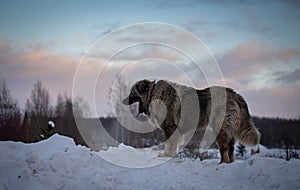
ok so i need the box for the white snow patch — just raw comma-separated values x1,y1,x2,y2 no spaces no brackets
0,134,299,190
48,121,55,128
97,143,169,168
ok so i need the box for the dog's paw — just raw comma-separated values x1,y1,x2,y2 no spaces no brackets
158,152,176,157
158,152,167,157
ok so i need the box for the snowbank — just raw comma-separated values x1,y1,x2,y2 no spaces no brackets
0,134,299,190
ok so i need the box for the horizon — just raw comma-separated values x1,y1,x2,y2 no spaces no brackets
0,0,299,118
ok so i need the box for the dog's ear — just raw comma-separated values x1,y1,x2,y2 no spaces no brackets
136,80,151,94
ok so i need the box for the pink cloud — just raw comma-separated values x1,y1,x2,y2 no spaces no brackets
223,40,299,65
0,44,78,79
0,42,138,116
219,40,300,79
0,43,83,109
1,41,299,118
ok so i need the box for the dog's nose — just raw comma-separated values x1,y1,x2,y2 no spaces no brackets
122,96,129,105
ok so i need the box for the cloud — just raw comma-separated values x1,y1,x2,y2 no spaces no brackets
208,40,300,118
273,68,300,85
85,23,212,66
0,43,81,108
0,44,77,81
0,42,187,116
149,0,190,9
241,7,276,34
1,40,300,118
191,0,259,6
244,86,300,118
219,40,300,80
0,43,128,117
91,44,183,63
283,0,300,9
90,21,121,36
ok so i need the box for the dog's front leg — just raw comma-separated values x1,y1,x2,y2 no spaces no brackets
159,129,181,157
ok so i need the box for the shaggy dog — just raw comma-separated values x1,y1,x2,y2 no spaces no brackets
122,79,260,163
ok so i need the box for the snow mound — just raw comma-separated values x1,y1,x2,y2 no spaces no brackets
97,143,169,168
0,134,299,190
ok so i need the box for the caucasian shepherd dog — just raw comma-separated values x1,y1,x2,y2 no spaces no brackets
122,79,260,163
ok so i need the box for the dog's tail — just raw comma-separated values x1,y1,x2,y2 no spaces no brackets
237,118,261,146
235,94,261,146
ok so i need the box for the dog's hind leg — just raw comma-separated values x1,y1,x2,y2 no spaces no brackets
228,138,235,163
217,130,231,164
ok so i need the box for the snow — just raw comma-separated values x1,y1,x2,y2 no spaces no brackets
97,143,170,168
47,121,55,129
0,134,299,190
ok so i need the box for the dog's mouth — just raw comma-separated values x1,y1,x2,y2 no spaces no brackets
129,102,144,118
122,95,145,117
137,101,145,117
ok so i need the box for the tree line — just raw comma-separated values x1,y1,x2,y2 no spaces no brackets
0,79,88,143
252,116,300,148
0,79,299,150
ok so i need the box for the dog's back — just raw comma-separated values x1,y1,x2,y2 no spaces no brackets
156,83,260,148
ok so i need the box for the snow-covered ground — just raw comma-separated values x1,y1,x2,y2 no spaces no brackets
0,134,299,190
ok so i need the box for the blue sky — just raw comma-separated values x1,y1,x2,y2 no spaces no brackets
0,0,299,118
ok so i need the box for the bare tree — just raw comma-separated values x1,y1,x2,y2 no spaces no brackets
109,76,132,143
54,93,90,118
0,79,21,128
55,93,65,117
73,96,90,118
110,76,131,117
26,80,52,118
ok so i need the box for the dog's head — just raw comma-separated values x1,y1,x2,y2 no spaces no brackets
122,79,155,116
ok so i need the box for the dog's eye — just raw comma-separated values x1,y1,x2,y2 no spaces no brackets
136,83,149,94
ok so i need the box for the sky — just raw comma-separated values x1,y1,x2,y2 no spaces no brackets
0,0,299,118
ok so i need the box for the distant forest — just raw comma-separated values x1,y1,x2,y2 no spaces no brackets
1,114,299,150
0,79,299,150
252,116,300,148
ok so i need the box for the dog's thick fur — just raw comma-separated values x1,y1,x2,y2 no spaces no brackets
123,79,260,163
